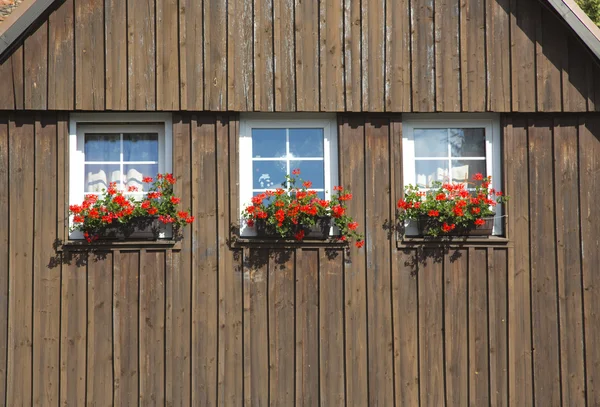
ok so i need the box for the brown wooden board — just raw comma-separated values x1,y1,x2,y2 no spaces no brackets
411,0,435,112
24,21,48,110
486,0,511,112
553,117,586,406
75,0,104,110
510,0,537,112
269,250,296,405
105,0,127,110
243,249,269,406
205,0,227,110
528,117,561,406
563,36,590,112
0,56,16,109
12,47,25,110
460,0,486,111
295,248,320,406
536,6,565,112
320,0,344,111
48,0,74,110
435,0,460,112
385,0,411,112
157,0,180,110
361,0,385,112
179,0,204,111
139,250,166,405
273,0,296,111
444,249,468,406
32,117,60,406
0,117,7,403
254,0,275,111
469,248,490,405
228,0,254,111
343,0,361,112
86,252,114,406
295,0,320,111
489,248,509,407
113,251,140,406
128,0,156,110
6,115,34,406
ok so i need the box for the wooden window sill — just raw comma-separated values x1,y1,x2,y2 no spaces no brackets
59,239,181,251
397,236,511,248
232,236,348,249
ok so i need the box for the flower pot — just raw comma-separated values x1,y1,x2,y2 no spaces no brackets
91,216,171,241
254,216,332,240
415,215,494,237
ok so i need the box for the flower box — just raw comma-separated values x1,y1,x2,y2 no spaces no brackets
415,215,494,237
91,216,171,241
255,216,332,240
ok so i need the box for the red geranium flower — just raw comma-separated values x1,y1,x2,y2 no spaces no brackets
294,229,305,241
474,218,486,226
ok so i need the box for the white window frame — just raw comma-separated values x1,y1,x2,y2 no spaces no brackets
239,113,339,237
401,113,504,235
68,113,173,240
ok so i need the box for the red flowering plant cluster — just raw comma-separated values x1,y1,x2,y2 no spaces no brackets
242,169,365,247
396,173,509,237
69,173,194,242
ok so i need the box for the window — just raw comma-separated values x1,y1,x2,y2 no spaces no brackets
239,114,338,236
69,113,172,239
402,114,503,235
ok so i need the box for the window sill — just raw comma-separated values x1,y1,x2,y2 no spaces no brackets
397,235,510,249
232,236,348,249
59,239,180,251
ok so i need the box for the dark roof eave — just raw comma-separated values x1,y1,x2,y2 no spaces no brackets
0,0,56,57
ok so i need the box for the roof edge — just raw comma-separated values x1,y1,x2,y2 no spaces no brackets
0,0,56,57
547,0,600,61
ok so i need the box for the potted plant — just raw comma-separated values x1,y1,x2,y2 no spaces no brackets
396,173,508,237
242,169,365,248
69,173,194,242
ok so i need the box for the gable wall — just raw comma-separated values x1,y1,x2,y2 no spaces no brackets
0,0,599,112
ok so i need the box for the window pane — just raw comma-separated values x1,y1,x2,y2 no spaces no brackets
449,128,486,157
415,160,449,187
124,164,159,191
289,128,324,157
252,128,286,158
123,133,159,161
253,160,287,189
85,164,120,192
451,159,486,183
84,134,120,161
414,129,448,157
290,160,325,189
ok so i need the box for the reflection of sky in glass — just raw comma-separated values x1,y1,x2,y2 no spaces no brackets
414,129,447,157
252,129,286,158
290,160,324,189
253,161,287,189
415,160,448,187
449,128,485,157
85,134,120,161
123,133,159,161
289,128,324,157
85,164,120,192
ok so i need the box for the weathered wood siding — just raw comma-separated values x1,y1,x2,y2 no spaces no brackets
1,0,599,112
0,111,598,405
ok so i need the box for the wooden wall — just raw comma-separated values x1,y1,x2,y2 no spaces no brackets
0,112,598,405
1,0,600,112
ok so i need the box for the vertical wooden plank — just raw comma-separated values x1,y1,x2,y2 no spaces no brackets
343,0,361,111
553,117,586,406
273,0,296,111
59,255,87,407
0,56,15,109
48,0,75,110
529,118,561,406
24,21,48,110
157,0,180,110
217,117,244,405
295,249,319,407
536,7,564,112
57,115,68,242
295,0,319,111
385,0,411,111
139,251,166,406
32,117,60,406
228,0,254,111
411,0,435,112
419,251,445,406
469,248,490,406
190,114,217,406
87,252,114,407
113,251,140,406
319,249,345,406
435,0,460,111
510,0,537,112
205,0,227,110
166,115,192,407
128,0,156,110
361,0,385,111
365,118,394,405
562,36,589,112
12,46,24,109
0,117,8,404
489,248,508,407
393,250,419,406
6,115,34,406
445,250,468,406
486,0,511,112
320,0,344,111
179,0,204,111
105,0,127,110
338,115,368,407
460,0,486,111
243,249,269,407
75,0,104,110
269,250,296,406
504,116,533,406
254,0,274,111
580,116,600,406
